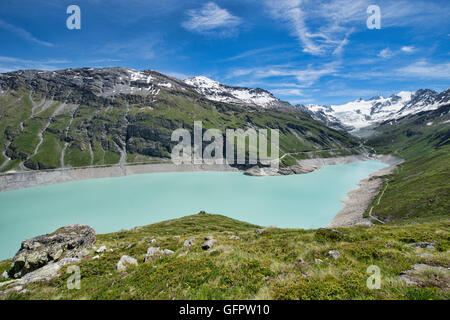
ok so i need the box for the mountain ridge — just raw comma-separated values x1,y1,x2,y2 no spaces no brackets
301,88,450,135
0,67,360,172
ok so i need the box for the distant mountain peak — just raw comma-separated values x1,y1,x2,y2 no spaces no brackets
304,89,448,134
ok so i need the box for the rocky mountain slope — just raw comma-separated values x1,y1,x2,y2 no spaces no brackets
302,89,450,135
0,67,360,172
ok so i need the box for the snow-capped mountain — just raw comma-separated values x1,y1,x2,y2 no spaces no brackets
302,89,450,134
184,76,291,109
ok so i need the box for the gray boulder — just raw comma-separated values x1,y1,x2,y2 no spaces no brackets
406,242,436,250
184,238,195,247
96,245,107,253
145,247,162,262
255,229,265,234
202,239,218,250
115,255,138,271
163,249,174,256
229,235,240,240
1,271,8,279
9,224,95,278
328,250,341,260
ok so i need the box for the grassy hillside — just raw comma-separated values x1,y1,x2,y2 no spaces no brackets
0,213,448,300
365,105,450,222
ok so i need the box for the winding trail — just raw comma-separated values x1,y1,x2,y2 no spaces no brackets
0,141,12,171
367,180,389,224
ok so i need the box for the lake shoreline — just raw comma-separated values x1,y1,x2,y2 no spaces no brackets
0,154,398,193
327,155,404,228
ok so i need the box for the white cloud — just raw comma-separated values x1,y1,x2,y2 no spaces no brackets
265,0,325,55
401,46,416,53
182,2,241,36
228,62,339,87
378,48,394,59
0,18,53,47
219,45,288,62
271,88,303,96
264,0,445,56
0,56,71,72
397,60,450,79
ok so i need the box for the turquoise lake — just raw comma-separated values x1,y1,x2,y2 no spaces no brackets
0,160,388,260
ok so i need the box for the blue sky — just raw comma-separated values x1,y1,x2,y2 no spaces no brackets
0,0,449,105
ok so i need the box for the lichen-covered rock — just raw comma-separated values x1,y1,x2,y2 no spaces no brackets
115,255,138,271
9,224,95,278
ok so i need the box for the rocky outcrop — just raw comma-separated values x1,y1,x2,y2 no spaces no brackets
9,224,96,278
278,164,317,175
0,258,81,294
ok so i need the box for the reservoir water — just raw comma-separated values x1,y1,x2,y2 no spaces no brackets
0,160,388,260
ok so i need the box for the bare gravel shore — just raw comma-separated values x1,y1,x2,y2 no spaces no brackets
327,155,404,228
0,163,239,192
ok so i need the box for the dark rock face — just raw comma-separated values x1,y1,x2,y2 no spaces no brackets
10,224,96,278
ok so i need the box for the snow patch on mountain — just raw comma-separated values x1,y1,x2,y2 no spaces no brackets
184,76,289,109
